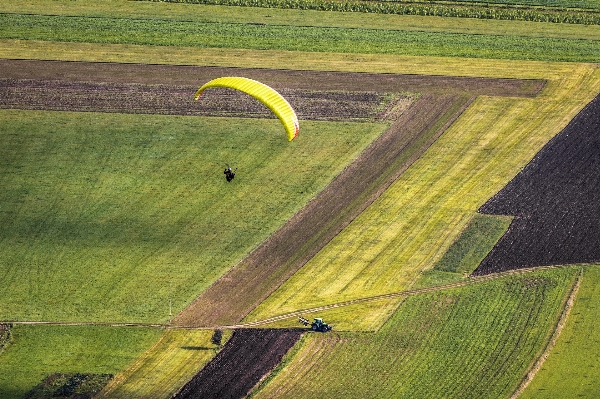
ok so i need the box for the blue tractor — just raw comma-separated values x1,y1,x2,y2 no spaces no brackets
299,316,332,332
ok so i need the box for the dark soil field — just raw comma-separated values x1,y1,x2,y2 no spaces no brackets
173,329,304,399
0,78,407,122
473,93,600,275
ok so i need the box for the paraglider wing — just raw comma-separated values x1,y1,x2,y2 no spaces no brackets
194,77,299,141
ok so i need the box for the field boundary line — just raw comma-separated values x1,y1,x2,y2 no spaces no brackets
0,320,167,328
2,264,591,330
509,266,583,399
226,264,586,329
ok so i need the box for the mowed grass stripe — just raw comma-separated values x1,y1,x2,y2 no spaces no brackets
3,1,600,40
252,267,579,398
1,13,600,62
0,39,588,83
246,63,600,322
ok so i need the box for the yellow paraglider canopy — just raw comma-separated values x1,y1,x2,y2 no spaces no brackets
194,77,299,141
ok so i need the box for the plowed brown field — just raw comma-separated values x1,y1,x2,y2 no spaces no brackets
474,93,600,275
173,329,304,399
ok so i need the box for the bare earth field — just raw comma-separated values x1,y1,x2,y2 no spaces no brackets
173,329,304,399
474,93,600,275
2,59,548,398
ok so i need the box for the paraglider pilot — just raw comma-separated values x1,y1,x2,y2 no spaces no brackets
224,167,235,182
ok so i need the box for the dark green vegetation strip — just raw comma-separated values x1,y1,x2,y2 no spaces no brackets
24,373,113,399
0,325,162,399
414,214,512,289
152,0,600,24
2,13,600,62
253,267,579,398
434,214,512,274
438,0,600,9
0,323,11,353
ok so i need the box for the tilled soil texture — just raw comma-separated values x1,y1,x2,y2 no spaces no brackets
0,79,408,122
1,59,546,327
173,329,304,399
0,59,544,98
473,93,600,275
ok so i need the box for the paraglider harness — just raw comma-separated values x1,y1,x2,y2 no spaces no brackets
224,167,235,182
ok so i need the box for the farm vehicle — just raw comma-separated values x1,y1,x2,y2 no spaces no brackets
298,316,333,332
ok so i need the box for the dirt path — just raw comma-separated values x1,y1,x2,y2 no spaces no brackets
173,93,476,327
0,59,544,97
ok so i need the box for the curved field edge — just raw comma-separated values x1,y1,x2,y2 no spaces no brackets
519,264,600,399
249,266,581,398
245,64,600,324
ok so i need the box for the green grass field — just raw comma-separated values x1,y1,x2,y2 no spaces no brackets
0,110,387,323
520,264,600,398
0,325,162,399
1,0,600,397
1,12,600,62
251,267,580,398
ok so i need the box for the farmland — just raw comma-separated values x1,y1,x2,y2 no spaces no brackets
2,12,600,62
474,93,600,274
250,268,580,398
1,0,600,398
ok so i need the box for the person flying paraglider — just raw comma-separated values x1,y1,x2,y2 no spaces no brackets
224,167,235,182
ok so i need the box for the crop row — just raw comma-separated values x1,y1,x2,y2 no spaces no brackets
252,268,579,398
152,0,600,25
2,13,600,62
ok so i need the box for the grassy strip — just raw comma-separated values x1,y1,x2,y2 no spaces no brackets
1,13,600,62
246,63,600,323
24,373,113,399
153,0,600,24
520,264,600,399
251,267,579,398
0,325,162,399
97,329,228,399
0,40,588,80
0,110,387,323
433,214,512,274
3,1,600,40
